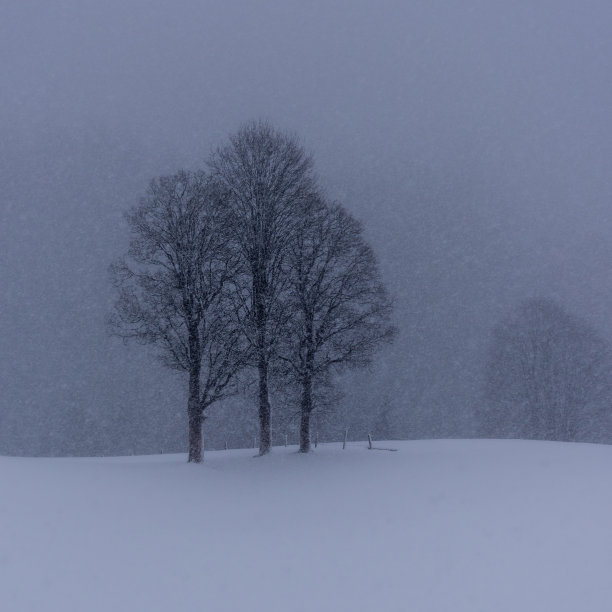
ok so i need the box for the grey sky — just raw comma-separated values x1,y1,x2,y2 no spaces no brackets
2,0,612,452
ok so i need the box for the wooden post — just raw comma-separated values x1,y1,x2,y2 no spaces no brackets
224,440,228,451
368,433,373,450
343,428,348,450
284,433,288,447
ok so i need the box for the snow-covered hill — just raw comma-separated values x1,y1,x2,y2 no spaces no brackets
2,439,611,611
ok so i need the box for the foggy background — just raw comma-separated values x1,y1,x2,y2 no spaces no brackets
2,0,612,455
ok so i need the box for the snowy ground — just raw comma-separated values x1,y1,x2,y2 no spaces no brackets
2,439,612,611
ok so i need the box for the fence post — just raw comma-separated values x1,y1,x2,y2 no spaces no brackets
368,433,373,450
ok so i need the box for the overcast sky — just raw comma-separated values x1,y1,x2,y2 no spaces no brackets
2,0,612,452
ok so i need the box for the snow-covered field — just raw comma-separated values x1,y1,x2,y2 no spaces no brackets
2,439,612,611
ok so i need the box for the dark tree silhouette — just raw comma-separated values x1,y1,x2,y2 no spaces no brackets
209,121,315,455
484,297,611,442
109,170,246,462
281,198,396,452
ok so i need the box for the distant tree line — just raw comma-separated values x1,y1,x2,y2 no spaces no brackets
109,121,395,462
481,297,612,443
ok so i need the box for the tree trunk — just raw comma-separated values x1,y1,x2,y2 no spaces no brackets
187,359,203,463
299,375,313,453
258,351,271,455
254,274,272,455
188,409,203,463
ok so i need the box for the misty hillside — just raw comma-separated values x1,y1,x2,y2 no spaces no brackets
2,439,611,611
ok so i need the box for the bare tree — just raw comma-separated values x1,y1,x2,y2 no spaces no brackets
109,170,246,462
280,198,396,452
483,297,611,442
209,121,315,455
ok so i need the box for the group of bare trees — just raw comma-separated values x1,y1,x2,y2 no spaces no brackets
110,122,395,462
483,297,612,442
